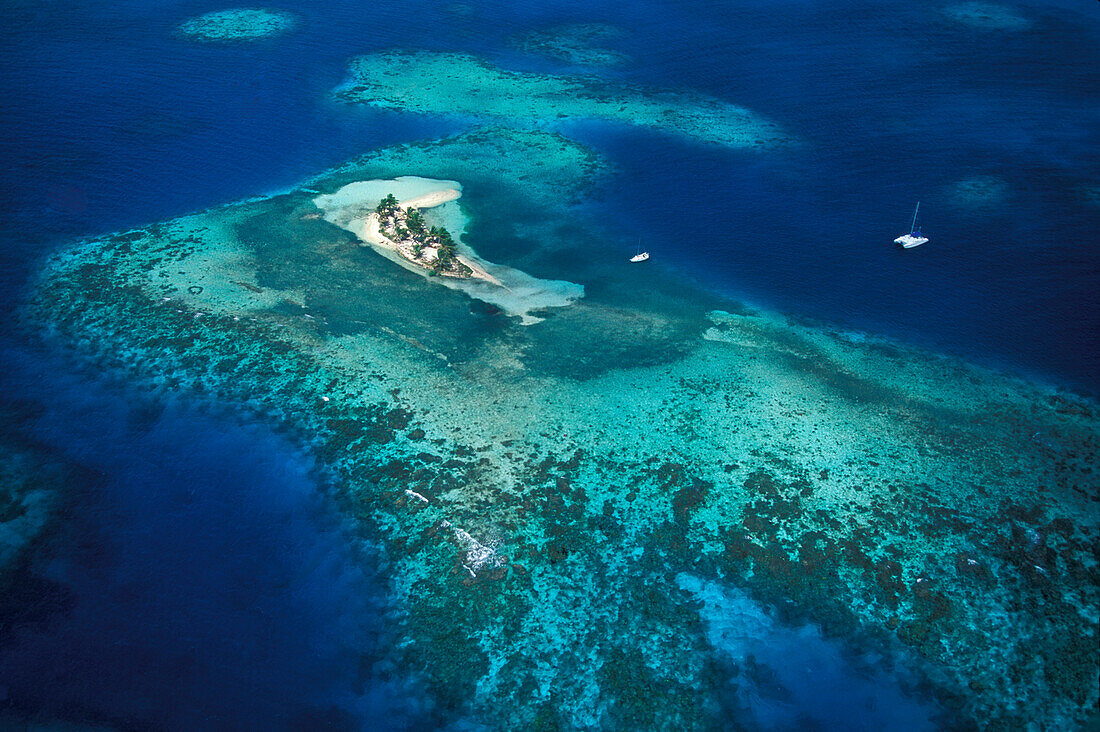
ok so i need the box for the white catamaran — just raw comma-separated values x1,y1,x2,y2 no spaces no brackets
895,202,929,248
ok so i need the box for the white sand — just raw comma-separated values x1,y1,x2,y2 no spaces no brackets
402,188,462,209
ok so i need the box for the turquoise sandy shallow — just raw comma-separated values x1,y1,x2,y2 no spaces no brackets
21,128,1099,729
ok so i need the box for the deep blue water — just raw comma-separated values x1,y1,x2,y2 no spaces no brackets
0,345,430,730
565,0,1100,389
1,1,1098,728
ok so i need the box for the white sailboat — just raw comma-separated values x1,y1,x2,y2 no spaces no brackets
894,202,929,248
630,241,650,262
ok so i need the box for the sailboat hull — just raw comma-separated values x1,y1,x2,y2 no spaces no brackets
896,202,928,248
894,234,929,248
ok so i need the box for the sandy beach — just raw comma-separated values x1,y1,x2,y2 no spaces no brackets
401,189,462,209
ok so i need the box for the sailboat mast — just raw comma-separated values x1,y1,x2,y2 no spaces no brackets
911,202,920,233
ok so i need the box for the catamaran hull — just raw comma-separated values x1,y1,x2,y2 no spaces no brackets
894,234,929,248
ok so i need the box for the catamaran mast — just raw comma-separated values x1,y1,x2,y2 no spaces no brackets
911,202,921,233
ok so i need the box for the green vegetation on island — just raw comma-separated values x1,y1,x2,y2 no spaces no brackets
374,193,471,277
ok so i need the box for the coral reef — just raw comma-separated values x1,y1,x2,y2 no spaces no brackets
0,426,76,600
177,8,296,42
947,174,1010,210
512,24,630,67
20,130,1099,729
334,52,794,149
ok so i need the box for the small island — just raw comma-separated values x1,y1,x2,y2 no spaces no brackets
332,182,503,285
372,193,472,278
313,173,584,322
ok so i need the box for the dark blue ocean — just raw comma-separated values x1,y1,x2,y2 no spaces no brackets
1,1,1098,729
0,345,428,729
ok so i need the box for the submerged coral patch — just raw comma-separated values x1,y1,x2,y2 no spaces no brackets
177,8,296,42
1080,184,1100,208
334,51,793,149
0,438,71,584
947,174,1010,209
513,23,630,67
943,2,1032,31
